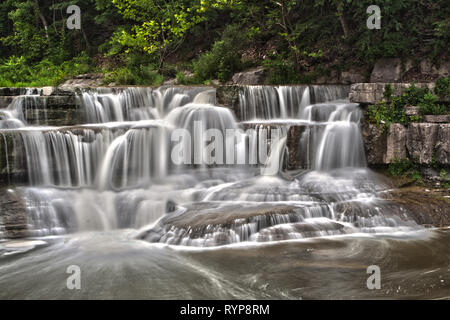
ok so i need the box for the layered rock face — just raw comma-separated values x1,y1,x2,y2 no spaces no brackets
349,82,436,105
0,87,83,126
0,187,28,238
361,121,450,166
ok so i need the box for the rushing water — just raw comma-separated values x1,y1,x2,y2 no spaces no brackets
0,85,448,299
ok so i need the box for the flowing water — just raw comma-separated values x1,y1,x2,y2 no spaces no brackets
0,85,448,299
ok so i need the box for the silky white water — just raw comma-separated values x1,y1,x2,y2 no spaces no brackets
0,85,421,243
1,85,449,300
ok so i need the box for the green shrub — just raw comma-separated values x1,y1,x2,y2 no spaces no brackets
176,71,201,85
388,158,420,180
367,100,410,130
418,92,447,115
368,82,449,127
193,24,251,83
103,65,163,86
0,53,94,87
434,77,450,100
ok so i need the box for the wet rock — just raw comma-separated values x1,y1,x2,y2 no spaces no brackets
138,203,305,246
216,85,239,113
0,96,14,108
0,187,29,238
231,67,267,85
0,88,31,96
379,187,450,228
435,124,450,165
0,132,27,185
385,124,407,163
361,122,387,165
406,123,439,164
287,125,308,169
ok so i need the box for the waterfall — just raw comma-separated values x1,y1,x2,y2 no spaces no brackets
238,85,348,120
0,84,421,244
78,86,214,123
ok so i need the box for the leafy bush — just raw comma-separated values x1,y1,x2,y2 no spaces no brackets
176,71,200,85
434,77,450,100
388,158,420,180
418,92,447,115
368,83,449,128
0,53,93,87
193,24,251,83
103,65,163,86
367,100,410,130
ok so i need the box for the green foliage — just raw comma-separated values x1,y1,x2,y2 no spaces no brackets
368,83,449,128
418,92,447,115
388,158,420,180
367,100,410,130
0,1,449,86
111,0,211,71
0,54,93,87
193,24,251,82
440,169,448,180
434,77,450,100
383,84,393,101
103,65,163,86
175,71,199,85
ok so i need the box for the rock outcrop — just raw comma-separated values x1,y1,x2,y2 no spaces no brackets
349,82,435,105
59,73,104,88
370,58,404,83
231,67,267,85
0,187,28,238
362,121,450,166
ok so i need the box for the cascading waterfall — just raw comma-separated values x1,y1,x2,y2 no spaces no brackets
78,86,213,123
0,84,421,245
238,85,348,120
0,89,43,128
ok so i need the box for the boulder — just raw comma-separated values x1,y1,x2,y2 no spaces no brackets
350,83,434,105
419,59,450,78
41,86,55,96
361,122,387,165
59,73,104,88
231,67,267,85
435,124,450,165
385,123,407,163
370,58,402,83
163,78,177,86
423,115,450,123
0,96,14,108
406,123,439,164
404,106,420,116
340,71,366,84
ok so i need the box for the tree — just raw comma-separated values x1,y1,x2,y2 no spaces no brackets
111,0,209,72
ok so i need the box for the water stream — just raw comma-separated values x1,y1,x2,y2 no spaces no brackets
0,85,448,299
